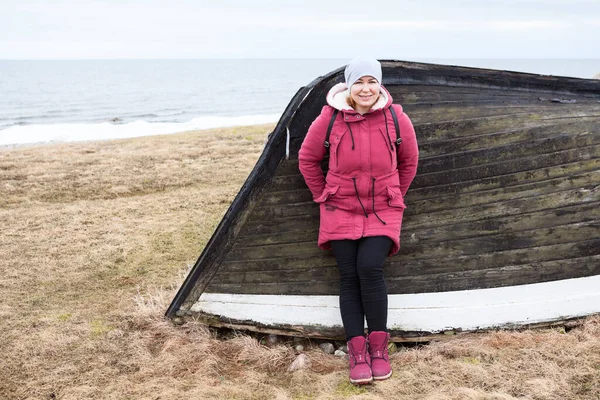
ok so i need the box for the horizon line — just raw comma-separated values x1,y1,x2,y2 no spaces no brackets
2,57,600,61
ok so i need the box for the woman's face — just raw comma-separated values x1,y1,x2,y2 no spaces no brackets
350,75,380,113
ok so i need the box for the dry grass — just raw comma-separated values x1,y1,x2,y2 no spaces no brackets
1,125,599,400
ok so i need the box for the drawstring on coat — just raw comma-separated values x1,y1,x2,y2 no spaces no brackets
345,122,355,150
351,177,387,225
352,177,368,218
372,178,387,225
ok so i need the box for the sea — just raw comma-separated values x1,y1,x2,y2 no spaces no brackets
1,59,598,147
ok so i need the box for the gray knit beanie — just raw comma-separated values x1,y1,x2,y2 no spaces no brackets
344,57,382,88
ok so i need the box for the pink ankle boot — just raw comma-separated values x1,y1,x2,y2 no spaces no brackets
368,331,392,380
347,336,373,385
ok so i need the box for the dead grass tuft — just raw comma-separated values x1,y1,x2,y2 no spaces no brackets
217,335,297,374
1,124,598,399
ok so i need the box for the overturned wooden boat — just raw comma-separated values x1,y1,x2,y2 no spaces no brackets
166,60,600,341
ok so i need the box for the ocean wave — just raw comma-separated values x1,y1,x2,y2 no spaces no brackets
0,109,194,128
0,114,281,146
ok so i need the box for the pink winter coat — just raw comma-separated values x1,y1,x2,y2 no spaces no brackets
298,83,419,255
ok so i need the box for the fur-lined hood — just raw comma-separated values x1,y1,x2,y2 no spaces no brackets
325,82,393,113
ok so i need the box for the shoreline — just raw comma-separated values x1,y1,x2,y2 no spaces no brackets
0,122,277,151
0,113,282,148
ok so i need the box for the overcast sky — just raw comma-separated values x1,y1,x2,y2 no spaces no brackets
1,0,599,59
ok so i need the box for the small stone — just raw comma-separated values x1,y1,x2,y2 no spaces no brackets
387,342,398,354
294,344,304,352
172,317,184,326
319,342,335,354
337,344,348,353
288,353,311,372
267,334,279,346
334,350,347,357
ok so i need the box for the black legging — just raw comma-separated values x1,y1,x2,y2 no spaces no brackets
330,236,392,340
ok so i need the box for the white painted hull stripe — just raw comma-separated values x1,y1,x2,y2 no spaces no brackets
190,275,600,332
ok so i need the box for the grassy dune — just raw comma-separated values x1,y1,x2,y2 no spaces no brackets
0,126,598,400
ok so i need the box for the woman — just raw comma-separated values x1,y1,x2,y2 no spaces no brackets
298,57,419,385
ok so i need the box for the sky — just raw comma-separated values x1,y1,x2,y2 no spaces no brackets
1,0,599,59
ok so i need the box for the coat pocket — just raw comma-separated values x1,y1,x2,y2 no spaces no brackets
329,129,349,169
314,184,340,203
386,186,406,208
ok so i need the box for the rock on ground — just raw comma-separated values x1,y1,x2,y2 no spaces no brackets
319,342,335,354
288,354,311,372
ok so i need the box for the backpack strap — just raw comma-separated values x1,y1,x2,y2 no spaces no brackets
324,109,339,153
389,105,402,146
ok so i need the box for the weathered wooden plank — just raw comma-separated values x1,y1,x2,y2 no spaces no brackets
387,87,546,104
381,61,600,95
283,110,600,171
239,197,600,239
386,85,600,103
220,254,337,272
240,185,599,237
235,227,320,247
213,239,600,285
417,120,599,158
206,255,600,295
263,157,600,200
413,144,600,188
388,238,600,277
415,111,595,143
418,132,600,175
271,143,600,196
228,220,598,262
286,103,592,145
226,239,324,261
399,222,600,260
403,201,600,244
219,239,600,284
385,255,600,294
264,174,309,192
256,188,315,207
403,187,600,229
247,170,598,221
275,118,599,178
211,266,340,285
406,105,600,128
408,157,600,200
238,199,600,249
252,147,600,209
408,170,599,215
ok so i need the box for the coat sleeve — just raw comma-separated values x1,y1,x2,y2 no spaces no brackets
396,107,419,197
298,106,332,201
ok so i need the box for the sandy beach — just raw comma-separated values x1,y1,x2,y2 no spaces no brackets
0,125,598,400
